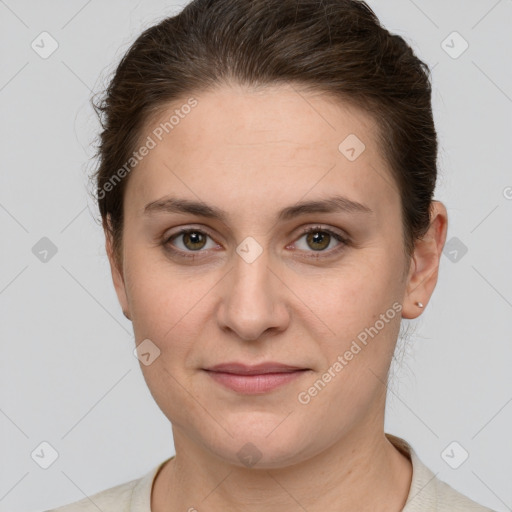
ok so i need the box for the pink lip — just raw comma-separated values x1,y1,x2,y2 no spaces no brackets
203,362,309,394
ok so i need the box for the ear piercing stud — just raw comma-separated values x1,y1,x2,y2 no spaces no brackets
416,302,424,308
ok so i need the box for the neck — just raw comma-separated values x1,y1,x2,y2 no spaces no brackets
152,424,412,512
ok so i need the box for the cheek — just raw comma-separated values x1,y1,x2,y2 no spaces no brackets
125,245,205,326
124,250,224,381
293,248,403,331
290,249,405,389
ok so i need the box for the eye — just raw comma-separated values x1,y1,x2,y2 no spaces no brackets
164,228,219,254
292,226,348,254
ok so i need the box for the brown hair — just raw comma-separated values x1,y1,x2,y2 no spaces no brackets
91,0,437,269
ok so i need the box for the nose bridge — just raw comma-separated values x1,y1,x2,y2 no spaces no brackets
234,244,271,295
218,241,287,340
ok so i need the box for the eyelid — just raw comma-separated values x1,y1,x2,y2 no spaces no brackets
163,224,218,243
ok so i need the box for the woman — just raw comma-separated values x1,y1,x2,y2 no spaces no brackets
48,0,495,510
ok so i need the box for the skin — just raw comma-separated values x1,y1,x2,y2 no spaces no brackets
105,83,448,511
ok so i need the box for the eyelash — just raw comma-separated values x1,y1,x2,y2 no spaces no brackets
162,225,350,260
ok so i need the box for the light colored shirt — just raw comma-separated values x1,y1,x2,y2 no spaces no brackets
45,433,495,511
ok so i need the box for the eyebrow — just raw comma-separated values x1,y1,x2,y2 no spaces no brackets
143,195,373,222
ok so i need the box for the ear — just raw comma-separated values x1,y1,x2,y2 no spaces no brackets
104,217,131,321
401,200,448,319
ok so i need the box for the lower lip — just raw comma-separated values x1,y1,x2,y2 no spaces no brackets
205,370,307,394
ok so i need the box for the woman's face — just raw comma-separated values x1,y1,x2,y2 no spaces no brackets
108,84,421,467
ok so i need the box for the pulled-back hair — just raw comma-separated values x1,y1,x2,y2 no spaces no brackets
92,0,437,267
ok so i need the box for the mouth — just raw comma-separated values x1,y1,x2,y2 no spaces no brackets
203,362,310,394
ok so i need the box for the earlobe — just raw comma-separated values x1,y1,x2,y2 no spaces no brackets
104,218,131,321
401,201,448,319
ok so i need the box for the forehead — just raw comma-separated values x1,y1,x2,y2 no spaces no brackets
127,84,399,219
145,83,378,156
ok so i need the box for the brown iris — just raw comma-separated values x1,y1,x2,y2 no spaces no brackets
306,231,331,251
182,231,207,250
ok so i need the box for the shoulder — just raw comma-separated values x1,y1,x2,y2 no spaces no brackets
433,477,496,511
385,433,496,512
43,458,171,512
43,477,139,512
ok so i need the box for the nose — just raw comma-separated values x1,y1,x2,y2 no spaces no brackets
216,247,290,341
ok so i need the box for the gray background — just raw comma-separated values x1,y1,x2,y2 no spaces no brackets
1,1,511,510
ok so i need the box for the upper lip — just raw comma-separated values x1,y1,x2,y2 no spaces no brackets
204,362,308,375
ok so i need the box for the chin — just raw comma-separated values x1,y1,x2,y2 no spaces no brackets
202,416,319,469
